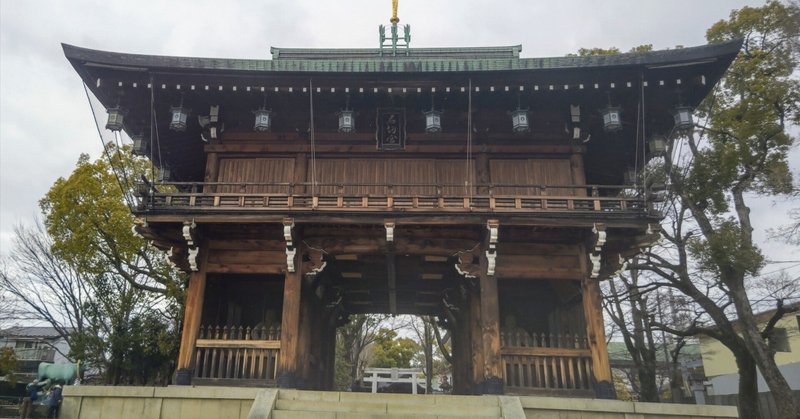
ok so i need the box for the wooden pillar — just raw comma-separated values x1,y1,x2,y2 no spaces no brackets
469,286,484,394
176,244,208,385
582,277,615,398
479,248,503,394
452,304,471,394
278,247,304,388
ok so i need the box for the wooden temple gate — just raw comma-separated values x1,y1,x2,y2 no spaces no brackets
63,27,738,397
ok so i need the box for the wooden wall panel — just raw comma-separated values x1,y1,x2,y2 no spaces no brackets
217,158,295,193
489,159,574,196
436,160,475,196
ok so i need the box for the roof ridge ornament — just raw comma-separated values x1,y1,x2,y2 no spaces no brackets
379,0,411,56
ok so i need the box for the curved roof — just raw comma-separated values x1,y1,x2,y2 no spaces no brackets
62,39,741,74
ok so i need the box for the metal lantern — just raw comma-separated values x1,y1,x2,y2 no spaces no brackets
624,167,638,184
253,108,272,132
673,106,693,130
132,134,148,156
338,109,355,133
648,135,667,156
169,105,190,132
601,106,623,132
105,107,126,131
424,109,442,133
511,108,530,133
157,165,171,182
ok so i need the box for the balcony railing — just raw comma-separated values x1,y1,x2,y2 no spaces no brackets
13,348,56,362
193,325,280,384
137,182,650,216
501,332,593,393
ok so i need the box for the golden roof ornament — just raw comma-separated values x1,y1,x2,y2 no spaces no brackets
390,0,400,24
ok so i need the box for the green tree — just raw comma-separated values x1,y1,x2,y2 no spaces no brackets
1,143,184,385
632,2,800,417
0,347,17,384
369,329,419,369
40,144,183,298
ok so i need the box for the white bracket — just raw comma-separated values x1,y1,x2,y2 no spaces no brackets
283,219,295,246
286,247,297,273
592,222,606,252
182,220,197,247
306,261,327,278
485,250,497,276
486,221,499,244
589,253,601,279
188,247,200,272
385,222,395,242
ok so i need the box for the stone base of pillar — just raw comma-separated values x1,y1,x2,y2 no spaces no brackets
592,379,617,399
474,376,504,395
277,371,300,388
174,368,193,386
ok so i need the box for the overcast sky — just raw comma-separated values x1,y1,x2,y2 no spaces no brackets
1,1,797,279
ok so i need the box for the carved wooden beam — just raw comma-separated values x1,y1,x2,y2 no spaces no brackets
485,219,499,276
182,219,199,271
283,217,296,272
589,222,607,279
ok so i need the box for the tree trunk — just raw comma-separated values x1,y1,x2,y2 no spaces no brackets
637,364,660,402
730,285,800,419
735,352,762,419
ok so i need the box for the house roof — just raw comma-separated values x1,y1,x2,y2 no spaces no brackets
61,39,742,75
608,341,702,364
0,326,64,339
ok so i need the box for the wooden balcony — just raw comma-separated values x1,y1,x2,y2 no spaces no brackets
137,182,650,218
501,332,594,395
193,325,280,386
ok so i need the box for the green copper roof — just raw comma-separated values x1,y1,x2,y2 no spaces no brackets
62,40,741,75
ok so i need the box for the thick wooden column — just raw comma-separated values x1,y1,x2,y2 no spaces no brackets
469,286,484,394
176,244,208,385
479,248,504,394
278,247,304,388
582,277,615,398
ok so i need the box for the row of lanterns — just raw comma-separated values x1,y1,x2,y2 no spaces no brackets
106,101,694,137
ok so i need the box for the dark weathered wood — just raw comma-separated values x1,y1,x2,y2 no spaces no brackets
470,286,484,390
479,228,503,388
177,243,208,371
582,278,612,383
278,247,303,384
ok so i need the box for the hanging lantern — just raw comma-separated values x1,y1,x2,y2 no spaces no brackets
157,164,171,182
338,109,355,133
511,108,530,133
169,105,190,132
132,134,148,156
624,167,638,184
601,106,623,132
253,108,272,132
424,109,442,133
673,106,693,130
105,107,126,131
648,135,667,156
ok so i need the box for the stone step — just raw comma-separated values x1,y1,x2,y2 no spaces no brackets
278,389,500,407
272,411,498,419
275,399,501,417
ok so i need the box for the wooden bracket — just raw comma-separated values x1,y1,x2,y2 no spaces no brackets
588,222,607,279
384,221,395,243
283,218,295,246
286,247,297,273
304,248,327,278
485,250,497,276
454,248,480,279
591,222,606,252
486,220,499,277
589,253,601,279
182,220,199,271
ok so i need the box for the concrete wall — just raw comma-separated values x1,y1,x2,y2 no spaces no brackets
519,396,739,419
61,386,262,419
